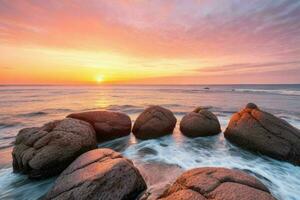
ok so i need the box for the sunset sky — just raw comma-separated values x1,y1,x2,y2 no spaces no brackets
0,0,300,85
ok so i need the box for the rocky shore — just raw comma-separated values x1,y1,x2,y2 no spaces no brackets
11,103,300,199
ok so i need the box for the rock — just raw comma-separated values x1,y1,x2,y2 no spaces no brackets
180,107,221,137
132,106,177,139
224,103,300,165
67,111,131,142
44,148,147,200
246,102,258,109
12,118,97,179
158,167,276,200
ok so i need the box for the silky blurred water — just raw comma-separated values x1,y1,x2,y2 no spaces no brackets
0,85,299,200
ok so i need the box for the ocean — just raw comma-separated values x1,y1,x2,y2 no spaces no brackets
0,84,299,200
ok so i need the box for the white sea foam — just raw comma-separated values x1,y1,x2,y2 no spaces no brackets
123,129,300,200
0,168,55,199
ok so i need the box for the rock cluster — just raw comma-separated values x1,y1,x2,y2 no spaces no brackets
224,103,300,165
10,102,299,199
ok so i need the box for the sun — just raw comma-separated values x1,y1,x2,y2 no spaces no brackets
96,75,104,83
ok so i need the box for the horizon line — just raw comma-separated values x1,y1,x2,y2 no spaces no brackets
0,83,300,87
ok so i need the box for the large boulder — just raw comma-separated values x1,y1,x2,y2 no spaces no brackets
12,118,97,179
224,103,300,165
132,106,177,139
44,148,147,200
180,107,221,137
67,111,131,142
158,167,276,200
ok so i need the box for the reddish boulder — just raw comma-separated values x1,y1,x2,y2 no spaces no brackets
44,148,147,200
158,167,276,200
133,106,177,139
224,103,300,165
180,107,221,137
67,111,131,142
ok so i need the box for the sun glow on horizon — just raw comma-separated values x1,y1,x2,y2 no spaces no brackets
96,74,105,84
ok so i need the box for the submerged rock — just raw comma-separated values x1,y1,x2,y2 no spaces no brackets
12,118,97,179
158,167,276,200
133,106,177,139
67,111,131,142
180,107,221,137
224,103,300,165
44,148,147,200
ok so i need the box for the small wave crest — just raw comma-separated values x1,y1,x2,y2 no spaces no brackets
0,121,22,129
234,89,300,96
105,105,144,114
42,108,73,112
17,111,48,117
83,105,144,114
0,144,14,150
17,108,74,118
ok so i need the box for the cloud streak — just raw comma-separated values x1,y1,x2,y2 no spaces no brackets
197,60,300,75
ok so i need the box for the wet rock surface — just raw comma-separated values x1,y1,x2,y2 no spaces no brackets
180,107,221,137
44,148,147,200
133,106,177,139
224,103,300,165
67,111,131,142
12,118,97,179
158,167,276,200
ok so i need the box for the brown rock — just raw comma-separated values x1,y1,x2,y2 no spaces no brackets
67,111,131,142
159,189,206,200
44,148,147,200
12,118,97,179
224,103,300,165
132,106,177,139
180,107,221,137
158,167,276,200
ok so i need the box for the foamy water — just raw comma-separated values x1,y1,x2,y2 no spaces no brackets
0,85,299,200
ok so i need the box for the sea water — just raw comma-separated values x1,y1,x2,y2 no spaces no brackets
0,85,299,200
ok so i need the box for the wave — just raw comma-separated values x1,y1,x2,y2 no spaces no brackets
42,108,73,113
234,89,300,96
159,104,182,108
0,121,22,129
0,144,14,150
155,87,300,96
101,105,143,114
17,111,48,117
17,108,74,118
83,105,144,114
156,89,208,94
0,168,55,200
